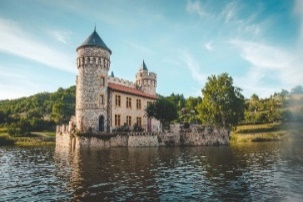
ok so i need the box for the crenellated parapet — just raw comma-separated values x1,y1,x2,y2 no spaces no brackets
108,76,136,88
76,56,110,70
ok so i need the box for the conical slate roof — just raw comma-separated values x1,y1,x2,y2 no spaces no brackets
77,29,112,54
140,60,148,71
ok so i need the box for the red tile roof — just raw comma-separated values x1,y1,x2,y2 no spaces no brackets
108,82,157,99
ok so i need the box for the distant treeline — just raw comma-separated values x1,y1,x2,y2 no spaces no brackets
0,86,75,135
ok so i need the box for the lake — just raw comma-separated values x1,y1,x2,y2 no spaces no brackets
1,134,303,201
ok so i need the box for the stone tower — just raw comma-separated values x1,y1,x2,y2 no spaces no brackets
75,28,111,132
135,60,157,95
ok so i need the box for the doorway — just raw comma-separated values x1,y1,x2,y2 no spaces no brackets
99,115,104,132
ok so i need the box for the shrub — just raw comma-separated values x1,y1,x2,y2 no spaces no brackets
133,123,144,132
0,135,15,146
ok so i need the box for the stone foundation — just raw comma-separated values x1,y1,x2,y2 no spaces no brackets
56,124,230,148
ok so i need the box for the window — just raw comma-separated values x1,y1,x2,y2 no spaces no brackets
147,101,153,106
100,94,104,105
100,77,105,86
136,99,141,109
115,95,121,107
136,117,142,127
126,116,132,126
126,97,132,108
115,114,121,126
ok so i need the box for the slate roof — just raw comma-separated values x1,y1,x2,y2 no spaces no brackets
77,29,112,54
108,83,157,99
141,60,148,71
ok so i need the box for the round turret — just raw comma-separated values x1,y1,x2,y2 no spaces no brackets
75,29,111,132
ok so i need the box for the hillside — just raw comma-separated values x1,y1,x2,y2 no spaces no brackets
0,86,75,134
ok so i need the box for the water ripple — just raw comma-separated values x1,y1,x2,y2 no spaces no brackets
0,138,303,201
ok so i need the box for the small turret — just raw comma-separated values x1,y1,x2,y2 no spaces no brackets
135,60,157,95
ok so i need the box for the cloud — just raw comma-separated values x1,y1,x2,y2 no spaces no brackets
220,0,240,23
0,18,75,73
49,30,71,44
234,67,281,98
230,39,294,70
186,0,208,17
0,67,38,99
180,50,207,85
125,41,155,54
204,41,214,51
230,39,303,97
294,0,303,45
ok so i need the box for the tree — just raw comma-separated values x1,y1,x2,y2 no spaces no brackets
291,85,303,94
179,96,202,124
251,93,259,102
197,73,245,129
145,98,178,131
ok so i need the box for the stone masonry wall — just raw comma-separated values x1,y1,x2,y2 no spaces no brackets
76,46,110,132
56,125,229,149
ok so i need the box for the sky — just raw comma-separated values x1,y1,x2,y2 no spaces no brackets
0,0,302,100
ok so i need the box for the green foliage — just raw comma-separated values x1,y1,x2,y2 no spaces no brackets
179,96,202,124
197,73,245,129
243,88,303,124
0,134,15,146
133,123,144,132
291,85,303,94
113,123,131,132
0,86,75,135
166,93,186,111
145,98,178,129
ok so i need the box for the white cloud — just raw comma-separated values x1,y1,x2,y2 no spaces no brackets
0,67,38,99
180,50,207,85
49,30,71,44
230,39,303,97
0,18,75,73
294,0,303,45
204,41,214,51
186,0,208,17
234,67,281,98
243,24,260,36
125,41,155,54
220,0,239,23
230,39,294,70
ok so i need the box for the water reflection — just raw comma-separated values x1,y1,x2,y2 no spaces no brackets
1,136,302,201
53,136,303,201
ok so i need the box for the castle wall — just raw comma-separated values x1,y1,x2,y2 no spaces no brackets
108,76,136,88
128,133,159,147
56,125,229,149
109,90,160,132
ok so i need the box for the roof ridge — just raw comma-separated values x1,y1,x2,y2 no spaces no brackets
108,82,157,99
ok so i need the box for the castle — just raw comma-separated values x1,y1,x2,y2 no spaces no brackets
74,28,160,133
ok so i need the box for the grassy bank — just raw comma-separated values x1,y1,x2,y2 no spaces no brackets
230,122,303,143
0,129,55,146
